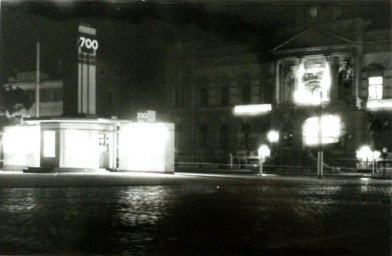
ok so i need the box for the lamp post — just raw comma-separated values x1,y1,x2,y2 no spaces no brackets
318,90,323,179
258,144,270,176
35,42,40,117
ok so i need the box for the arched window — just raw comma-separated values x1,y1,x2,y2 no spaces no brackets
219,124,229,150
199,124,208,148
240,123,250,149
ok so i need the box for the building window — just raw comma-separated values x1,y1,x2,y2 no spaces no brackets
240,123,250,149
53,88,63,102
368,76,383,100
219,124,229,150
238,74,251,104
199,124,208,148
200,87,208,106
221,86,229,106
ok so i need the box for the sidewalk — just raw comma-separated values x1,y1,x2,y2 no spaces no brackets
176,166,392,179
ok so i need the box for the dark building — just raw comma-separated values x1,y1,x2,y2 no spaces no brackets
166,6,392,169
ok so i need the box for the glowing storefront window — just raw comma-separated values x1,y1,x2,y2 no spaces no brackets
302,115,341,145
368,76,383,100
119,123,169,171
43,131,56,157
3,125,40,167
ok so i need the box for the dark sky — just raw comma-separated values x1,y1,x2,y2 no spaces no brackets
2,1,391,78
1,0,391,117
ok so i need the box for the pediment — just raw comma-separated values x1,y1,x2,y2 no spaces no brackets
272,28,355,53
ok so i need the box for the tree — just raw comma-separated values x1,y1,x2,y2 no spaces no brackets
0,86,33,128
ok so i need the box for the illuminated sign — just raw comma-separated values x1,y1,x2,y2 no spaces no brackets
77,24,97,115
137,110,156,122
79,36,98,51
367,99,392,110
78,25,97,64
294,59,331,105
233,104,272,116
302,115,341,145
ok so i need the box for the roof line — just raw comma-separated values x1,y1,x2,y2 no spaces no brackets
272,27,357,52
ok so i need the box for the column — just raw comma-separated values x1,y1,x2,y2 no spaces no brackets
275,60,281,104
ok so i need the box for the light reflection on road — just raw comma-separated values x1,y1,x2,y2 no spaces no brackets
0,178,390,255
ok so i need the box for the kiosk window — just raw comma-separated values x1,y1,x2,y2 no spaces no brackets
44,131,56,157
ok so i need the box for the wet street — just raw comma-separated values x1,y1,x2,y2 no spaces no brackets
0,174,391,255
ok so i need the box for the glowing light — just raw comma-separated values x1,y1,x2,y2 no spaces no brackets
303,115,341,145
119,123,172,172
267,130,279,143
233,104,271,116
294,60,331,105
258,144,270,160
62,130,100,169
356,145,381,162
367,99,392,110
43,131,56,157
368,76,383,100
3,125,40,169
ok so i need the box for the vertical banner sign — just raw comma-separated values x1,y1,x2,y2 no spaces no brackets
78,25,98,115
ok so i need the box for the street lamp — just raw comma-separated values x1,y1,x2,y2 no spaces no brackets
258,144,270,176
356,145,381,176
267,130,279,144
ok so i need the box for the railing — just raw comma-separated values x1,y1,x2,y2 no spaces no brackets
174,153,391,174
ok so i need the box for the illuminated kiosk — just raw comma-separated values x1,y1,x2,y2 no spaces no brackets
3,119,175,173
2,23,174,173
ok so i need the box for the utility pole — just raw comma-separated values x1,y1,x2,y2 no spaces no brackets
35,42,40,117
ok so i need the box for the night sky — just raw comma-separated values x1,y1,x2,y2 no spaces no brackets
1,0,391,117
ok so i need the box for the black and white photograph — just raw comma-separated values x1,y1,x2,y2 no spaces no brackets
0,0,391,255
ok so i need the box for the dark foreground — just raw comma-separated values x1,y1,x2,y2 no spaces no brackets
0,173,391,255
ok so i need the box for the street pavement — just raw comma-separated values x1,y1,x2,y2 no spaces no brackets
0,169,391,255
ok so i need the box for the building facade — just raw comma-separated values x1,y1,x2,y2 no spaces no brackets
166,17,392,169
4,71,63,117
3,61,120,119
